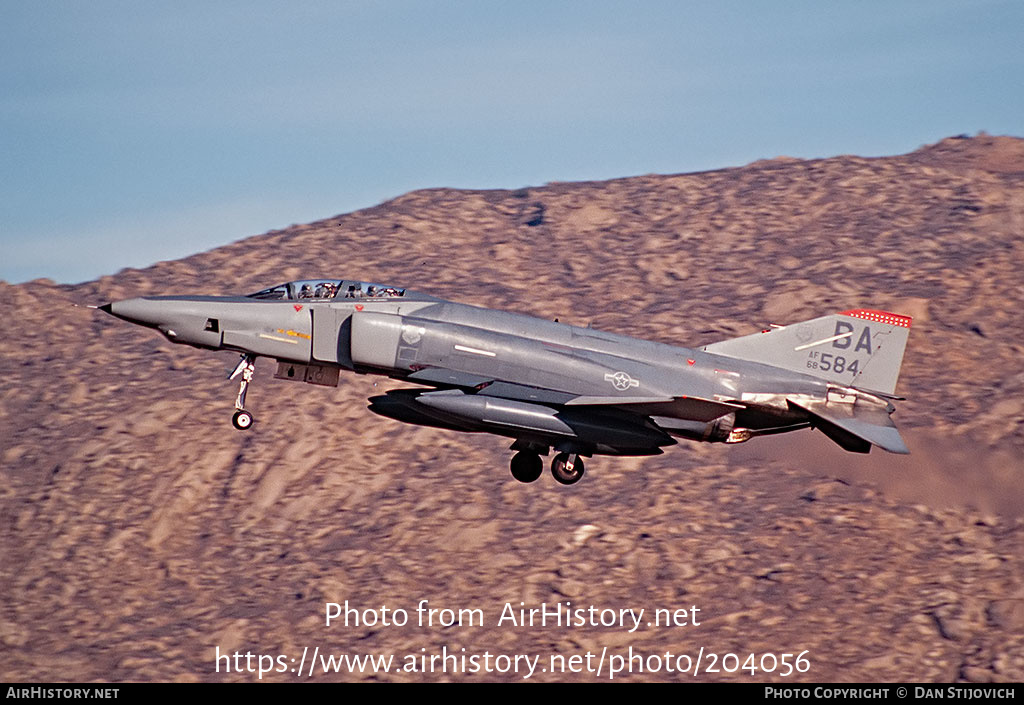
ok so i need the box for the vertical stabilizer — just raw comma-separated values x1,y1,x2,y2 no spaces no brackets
702,309,912,395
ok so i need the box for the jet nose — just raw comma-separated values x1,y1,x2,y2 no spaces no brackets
100,297,169,328
98,296,225,349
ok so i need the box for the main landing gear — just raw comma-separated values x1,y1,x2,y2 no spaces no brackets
510,451,543,483
550,452,585,485
229,354,256,430
509,449,586,485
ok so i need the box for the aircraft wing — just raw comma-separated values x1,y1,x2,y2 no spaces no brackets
564,394,744,422
407,367,741,422
407,367,494,389
407,369,578,404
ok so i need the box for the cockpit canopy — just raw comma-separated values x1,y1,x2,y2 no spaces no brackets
246,279,406,301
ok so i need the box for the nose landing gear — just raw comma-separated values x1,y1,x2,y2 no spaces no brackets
229,354,256,430
232,409,254,430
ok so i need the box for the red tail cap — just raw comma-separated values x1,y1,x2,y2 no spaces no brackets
838,309,912,328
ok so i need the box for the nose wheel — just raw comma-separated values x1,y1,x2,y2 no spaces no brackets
232,409,254,430
229,354,256,430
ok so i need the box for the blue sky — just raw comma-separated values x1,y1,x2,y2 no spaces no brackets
2,1,1021,283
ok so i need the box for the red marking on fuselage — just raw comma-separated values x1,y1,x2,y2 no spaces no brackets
293,304,303,312
355,304,364,311
687,358,695,366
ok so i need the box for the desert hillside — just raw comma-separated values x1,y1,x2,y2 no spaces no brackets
2,134,1022,682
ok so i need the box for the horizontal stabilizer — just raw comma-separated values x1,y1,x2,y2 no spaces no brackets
788,398,909,454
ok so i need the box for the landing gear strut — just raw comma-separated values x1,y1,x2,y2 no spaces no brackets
551,452,585,485
229,354,256,430
509,451,543,483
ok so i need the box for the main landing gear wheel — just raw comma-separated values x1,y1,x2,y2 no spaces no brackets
232,409,254,430
551,452,585,485
510,451,543,483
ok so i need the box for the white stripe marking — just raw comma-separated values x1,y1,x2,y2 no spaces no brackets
454,344,496,357
794,332,852,351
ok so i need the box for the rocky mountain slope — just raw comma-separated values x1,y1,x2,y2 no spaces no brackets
2,134,1022,682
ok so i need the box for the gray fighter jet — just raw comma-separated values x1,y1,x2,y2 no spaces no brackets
99,278,912,485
